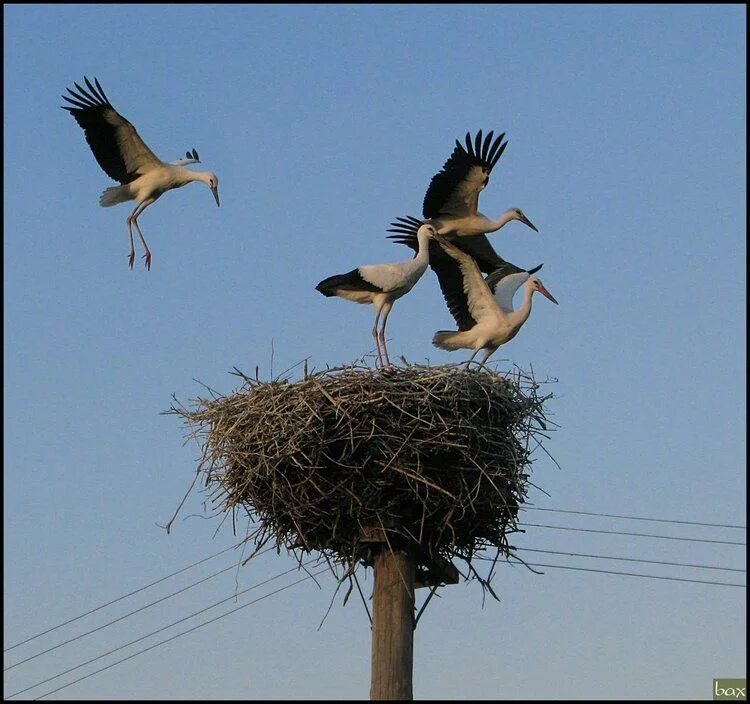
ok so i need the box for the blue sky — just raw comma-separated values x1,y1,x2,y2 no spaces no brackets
4,4,746,699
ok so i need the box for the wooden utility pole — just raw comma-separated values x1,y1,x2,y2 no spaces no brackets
370,548,415,700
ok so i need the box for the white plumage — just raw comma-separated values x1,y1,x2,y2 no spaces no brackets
430,234,558,369
316,224,437,367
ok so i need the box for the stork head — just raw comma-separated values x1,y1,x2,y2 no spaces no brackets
416,223,438,240
527,277,558,304
205,173,220,207
510,208,538,232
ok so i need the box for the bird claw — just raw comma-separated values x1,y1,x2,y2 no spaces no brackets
142,253,152,271
128,253,135,269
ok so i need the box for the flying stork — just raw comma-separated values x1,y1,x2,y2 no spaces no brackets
430,233,558,369
61,77,220,270
315,223,437,367
388,130,537,274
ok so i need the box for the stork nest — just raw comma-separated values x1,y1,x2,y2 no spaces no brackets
170,362,554,596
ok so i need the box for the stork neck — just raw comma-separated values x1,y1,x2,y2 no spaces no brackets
510,284,534,328
487,210,517,233
414,231,432,265
174,168,209,187
493,272,528,313
187,170,208,184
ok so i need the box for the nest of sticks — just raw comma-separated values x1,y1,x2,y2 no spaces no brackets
170,362,553,597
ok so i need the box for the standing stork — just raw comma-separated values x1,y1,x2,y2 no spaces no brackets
61,77,220,270
430,234,558,369
316,224,437,367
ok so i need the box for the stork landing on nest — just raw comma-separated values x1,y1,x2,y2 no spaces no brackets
61,77,220,270
431,233,558,369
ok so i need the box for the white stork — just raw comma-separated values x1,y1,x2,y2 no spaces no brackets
316,223,437,367
430,233,558,369
388,130,537,274
62,77,220,270
423,129,538,237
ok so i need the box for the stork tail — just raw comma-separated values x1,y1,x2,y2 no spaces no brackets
432,331,475,351
99,185,132,207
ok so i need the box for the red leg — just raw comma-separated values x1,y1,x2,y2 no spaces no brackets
133,220,151,270
372,310,383,368
475,347,497,372
126,210,137,269
378,304,393,368
131,199,155,270
465,348,481,370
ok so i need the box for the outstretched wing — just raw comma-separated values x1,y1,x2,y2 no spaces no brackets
486,263,542,313
387,217,472,328
61,77,162,184
422,130,508,220
432,234,500,330
485,261,542,293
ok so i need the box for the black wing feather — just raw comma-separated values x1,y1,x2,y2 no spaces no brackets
316,268,383,297
482,130,494,160
422,129,508,219
62,76,159,184
488,138,507,169
429,244,478,331
473,130,482,159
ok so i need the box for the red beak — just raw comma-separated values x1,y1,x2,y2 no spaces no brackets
537,282,558,304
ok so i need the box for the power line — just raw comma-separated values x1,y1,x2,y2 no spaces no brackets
10,544,744,694
520,507,746,530
521,523,746,546
4,508,744,687
515,548,746,573
5,563,233,671
6,559,320,700
4,541,245,653
31,569,330,701
7,551,744,700
5,548,270,672
514,561,746,588
6,507,742,655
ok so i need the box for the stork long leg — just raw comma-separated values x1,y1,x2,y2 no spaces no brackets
131,198,155,270
378,302,394,368
126,205,139,269
464,347,483,370
372,309,384,368
475,347,498,372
